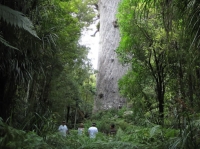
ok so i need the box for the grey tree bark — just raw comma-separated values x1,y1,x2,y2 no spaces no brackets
93,0,129,112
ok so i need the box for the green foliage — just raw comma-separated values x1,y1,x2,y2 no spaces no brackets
70,0,96,26
0,4,39,38
2,109,200,149
2,0,200,148
74,110,183,149
0,117,49,149
115,0,200,140
0,0,96,128
117,0,200,129
117,0,170,125
0,32,18,50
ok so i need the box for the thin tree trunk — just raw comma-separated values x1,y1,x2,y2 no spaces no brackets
188,74,194,108
66,106,70,123
74,108,77,129
25,81,30,116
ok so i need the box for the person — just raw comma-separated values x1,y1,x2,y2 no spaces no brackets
88,122,98,138
58,121,68,137
78,123,84,135
109,124,117,136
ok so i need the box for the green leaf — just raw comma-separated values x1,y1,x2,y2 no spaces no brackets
0,4,39,39
150,125,161,137
0,33,18,50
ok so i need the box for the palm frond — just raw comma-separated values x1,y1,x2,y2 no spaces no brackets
0,4,39,39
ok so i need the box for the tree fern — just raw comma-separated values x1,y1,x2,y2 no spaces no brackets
0,4,39,39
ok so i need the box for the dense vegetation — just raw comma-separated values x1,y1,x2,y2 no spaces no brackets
0,0,97,137
1,0,200,148
116,0,200,148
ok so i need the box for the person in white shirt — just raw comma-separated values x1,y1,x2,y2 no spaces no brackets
78,123,84,135
88,122,98,138
58,121,68,137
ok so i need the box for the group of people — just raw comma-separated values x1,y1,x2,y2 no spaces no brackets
58,121,116,138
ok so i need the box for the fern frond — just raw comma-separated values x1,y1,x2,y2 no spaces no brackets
0,4,39,39
150,125,161,137
0,33,18,50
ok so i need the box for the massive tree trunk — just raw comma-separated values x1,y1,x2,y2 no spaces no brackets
94,0,129,112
